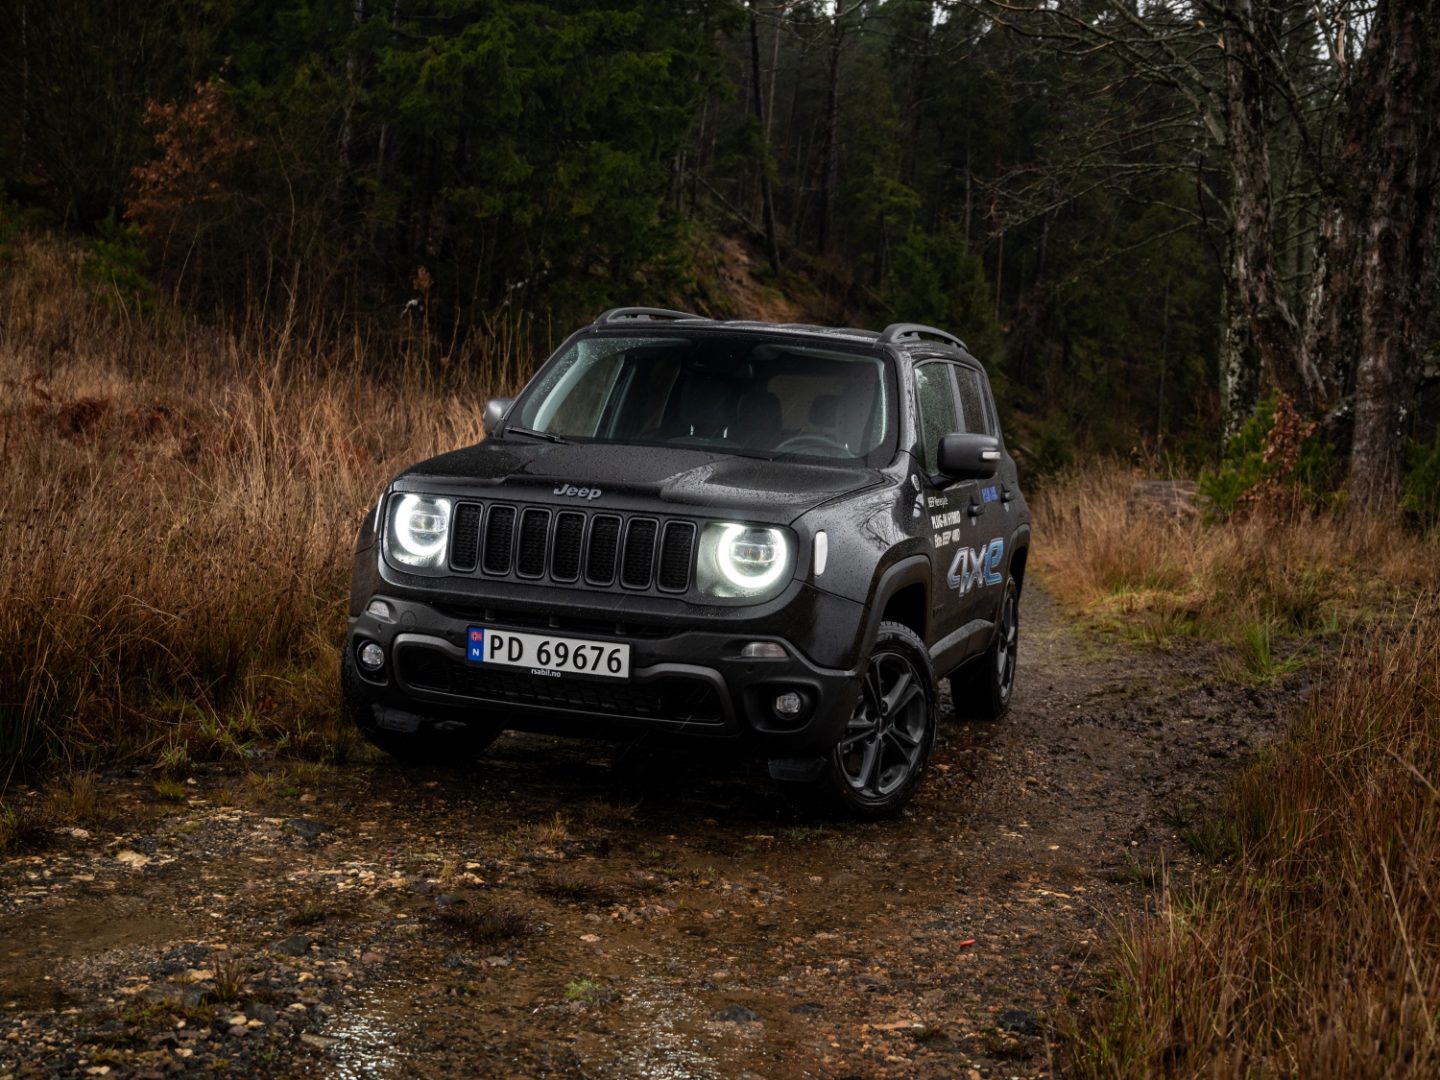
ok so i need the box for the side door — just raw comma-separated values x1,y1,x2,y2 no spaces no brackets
912,360,986,665
951,361,1009,623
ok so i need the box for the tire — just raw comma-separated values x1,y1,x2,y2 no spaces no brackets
340,649,502,765
794,621,937,820
950,576,1019,721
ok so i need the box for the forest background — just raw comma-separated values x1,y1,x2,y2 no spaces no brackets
3,0,1438,511
4,8,1440,1072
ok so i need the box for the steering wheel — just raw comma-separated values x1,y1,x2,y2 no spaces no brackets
774,432,851,456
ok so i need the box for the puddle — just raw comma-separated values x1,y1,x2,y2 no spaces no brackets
320,982,412,1079
606,978,728,1079
588,974,780,1080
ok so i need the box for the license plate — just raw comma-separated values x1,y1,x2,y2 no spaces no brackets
466,627,630,680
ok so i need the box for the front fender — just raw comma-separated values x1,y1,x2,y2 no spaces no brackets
854,553,932,663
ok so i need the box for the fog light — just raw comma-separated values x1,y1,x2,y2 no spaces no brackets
742,641,788,659
773,691,804,717
358,641,385,671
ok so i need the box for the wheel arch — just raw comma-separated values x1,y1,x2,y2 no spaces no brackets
857,554,932,664
1007,526,1031,594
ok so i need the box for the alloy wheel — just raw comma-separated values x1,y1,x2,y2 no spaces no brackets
838,649,929,799
995,588,1018,703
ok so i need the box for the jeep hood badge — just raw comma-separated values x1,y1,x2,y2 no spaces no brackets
554,483,602,500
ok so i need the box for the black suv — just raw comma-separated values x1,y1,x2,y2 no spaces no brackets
343,309,1030,817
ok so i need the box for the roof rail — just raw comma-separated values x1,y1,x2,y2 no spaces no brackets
594,306,708,325
878,322,967,350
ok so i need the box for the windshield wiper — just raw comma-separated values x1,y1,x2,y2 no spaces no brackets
504,425,570,445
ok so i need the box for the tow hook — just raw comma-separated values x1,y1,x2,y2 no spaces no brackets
767,757,827,782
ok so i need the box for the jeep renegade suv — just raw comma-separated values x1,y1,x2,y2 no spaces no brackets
343,308,1030,817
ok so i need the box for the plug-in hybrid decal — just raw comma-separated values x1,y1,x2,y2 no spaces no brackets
981,485,1000,504
930,507,964,531
930,493,967,548
947,538,1004,594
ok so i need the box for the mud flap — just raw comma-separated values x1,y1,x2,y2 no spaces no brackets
767,756,827,782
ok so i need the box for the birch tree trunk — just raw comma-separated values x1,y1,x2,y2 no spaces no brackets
1220,0,1320,413
1220,254,1261,442
1346,0,1440,509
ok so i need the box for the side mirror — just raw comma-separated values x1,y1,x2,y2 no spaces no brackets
937,433,1002,480
483,397,514,433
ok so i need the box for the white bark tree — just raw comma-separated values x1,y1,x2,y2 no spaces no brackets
964,0,1440,507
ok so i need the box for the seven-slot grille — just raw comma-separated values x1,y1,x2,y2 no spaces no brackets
449,502,694,592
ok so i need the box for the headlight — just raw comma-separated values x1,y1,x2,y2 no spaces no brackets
386,494,453,570
696,523,793,599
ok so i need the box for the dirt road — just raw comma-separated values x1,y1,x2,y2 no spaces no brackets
0,588,1307,1078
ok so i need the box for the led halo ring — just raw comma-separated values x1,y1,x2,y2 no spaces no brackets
715,523,789,592
393,493,451,561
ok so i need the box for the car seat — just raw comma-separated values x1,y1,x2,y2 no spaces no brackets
732,390,784,449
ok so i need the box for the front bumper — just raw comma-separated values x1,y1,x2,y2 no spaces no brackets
345,594,865,757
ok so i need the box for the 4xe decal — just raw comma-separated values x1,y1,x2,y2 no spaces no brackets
947,538,1004,595
981,485,1000,504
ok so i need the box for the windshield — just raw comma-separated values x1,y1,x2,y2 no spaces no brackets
512,332,895,462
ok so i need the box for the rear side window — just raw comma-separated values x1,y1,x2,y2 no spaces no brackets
914,362,959,474
954,365,994,436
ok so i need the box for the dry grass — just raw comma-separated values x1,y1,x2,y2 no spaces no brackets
1068,600,1440,1077
0,234,519,784
534,871,620,906
436,902,533,945
1042,463,1440,1076
1031,460,1440,645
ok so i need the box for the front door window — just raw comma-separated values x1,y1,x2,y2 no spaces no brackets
914,362,959,474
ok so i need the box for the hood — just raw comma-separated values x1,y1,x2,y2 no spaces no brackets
396,439,883,522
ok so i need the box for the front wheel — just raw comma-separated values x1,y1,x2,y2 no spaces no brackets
950,577,1019,721
794,621,937,820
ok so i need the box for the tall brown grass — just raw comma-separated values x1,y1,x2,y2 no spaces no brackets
1038,464,1440,1076
1068,600,1440,1077
0,235,524,782
1032,461,1440,645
